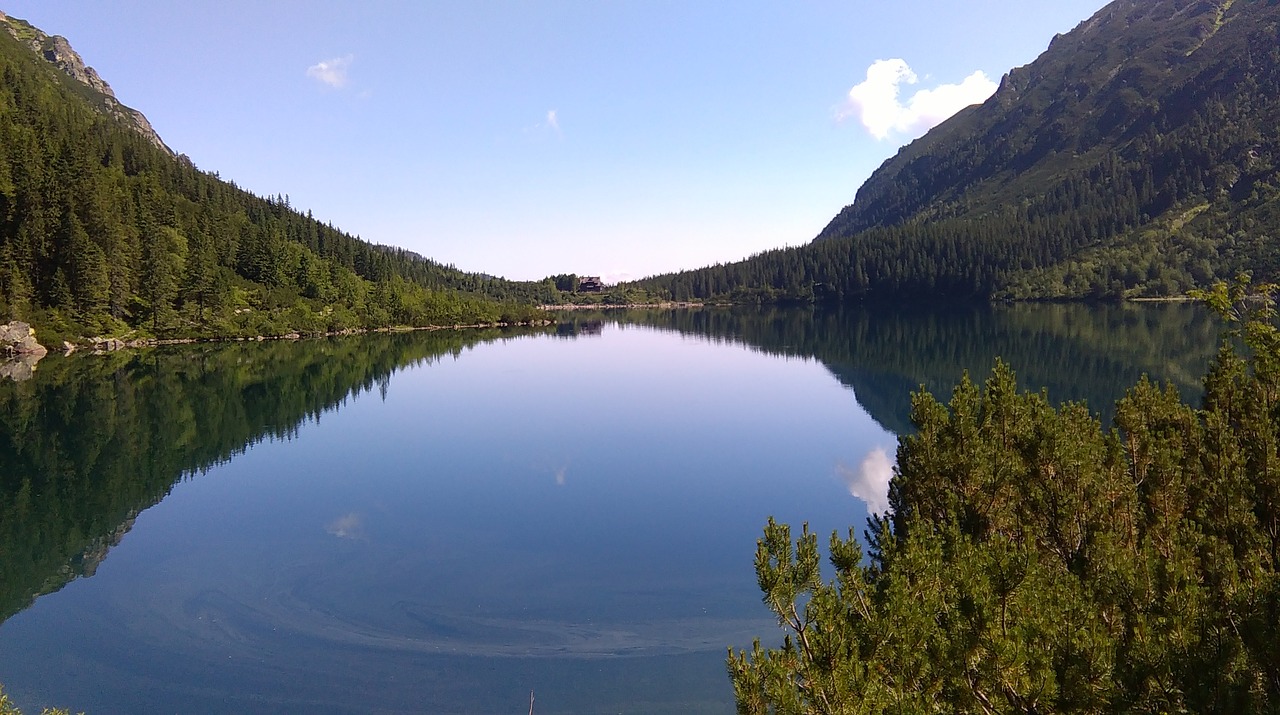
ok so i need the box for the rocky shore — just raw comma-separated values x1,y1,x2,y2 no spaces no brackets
72,319,557,353
1,321,46,356
0,319,558,382
0,321,48,381
539,301,704,310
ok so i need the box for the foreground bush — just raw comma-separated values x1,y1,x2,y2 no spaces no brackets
731,279,1280,713
0,686,73,715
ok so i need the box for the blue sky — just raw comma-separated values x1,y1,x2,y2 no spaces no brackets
5,1,1105,282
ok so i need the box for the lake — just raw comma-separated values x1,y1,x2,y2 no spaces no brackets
0,303,1222,714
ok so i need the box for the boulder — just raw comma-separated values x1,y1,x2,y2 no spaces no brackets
0,321,48,357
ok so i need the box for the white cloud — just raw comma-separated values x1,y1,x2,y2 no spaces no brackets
836,447,895,515
306,54,355,89
838,59,997,140
547,109,560,134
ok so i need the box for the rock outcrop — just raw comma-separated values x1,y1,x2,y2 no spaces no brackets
1,320,46,357
0,10,171,155
0,321,46,382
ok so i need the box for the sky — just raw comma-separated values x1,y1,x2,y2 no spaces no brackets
3,1,1106,283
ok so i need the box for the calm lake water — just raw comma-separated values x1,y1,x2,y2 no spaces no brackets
0,303,1221,714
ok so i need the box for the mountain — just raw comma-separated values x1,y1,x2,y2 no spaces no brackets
635,0,1280,303
0,12,554,343
0,10,169,155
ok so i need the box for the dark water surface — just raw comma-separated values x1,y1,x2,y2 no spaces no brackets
0,304,1220,713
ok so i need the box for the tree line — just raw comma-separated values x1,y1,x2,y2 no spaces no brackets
0,26,551,341
633,8,1280,305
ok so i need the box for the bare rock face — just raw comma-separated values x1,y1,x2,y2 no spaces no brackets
0,12,172,155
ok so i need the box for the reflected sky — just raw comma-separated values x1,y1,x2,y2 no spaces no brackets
837,447,895,515
0,322,894,714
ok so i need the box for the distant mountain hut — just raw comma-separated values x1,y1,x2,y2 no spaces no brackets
579,276,605,292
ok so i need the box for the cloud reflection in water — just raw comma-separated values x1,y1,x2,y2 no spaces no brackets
325,512,365,540
837,447,894,515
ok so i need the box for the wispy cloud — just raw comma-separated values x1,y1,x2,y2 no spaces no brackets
836,447,895,515
837,59,996,140
524,109,563,138
306,54,355,89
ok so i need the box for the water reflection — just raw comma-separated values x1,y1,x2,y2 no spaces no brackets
587,301,1221,434
0,353,42,382
325,512,365,540
555,319,604,338
837,447,895,515
0,305,1224,713
0,327,548,627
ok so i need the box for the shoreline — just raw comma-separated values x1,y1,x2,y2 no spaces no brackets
61,319,557,354
539,301,706,311
3,319,558,382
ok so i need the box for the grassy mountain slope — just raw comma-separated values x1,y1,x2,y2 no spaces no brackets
635,0,1280,303
0,13,553,341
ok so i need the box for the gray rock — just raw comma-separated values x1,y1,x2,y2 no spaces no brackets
0,321,47,357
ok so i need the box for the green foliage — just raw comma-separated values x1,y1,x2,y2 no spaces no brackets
636,1,1280,304
550,273,580,293
730,281,1280,712
0,685,75,715
0,19,554,338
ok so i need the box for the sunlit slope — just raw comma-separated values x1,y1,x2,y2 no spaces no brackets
0,12,551,339
636,0,1280,302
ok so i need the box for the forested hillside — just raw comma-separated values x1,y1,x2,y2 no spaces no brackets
0,13,553,341
635,0,1280,303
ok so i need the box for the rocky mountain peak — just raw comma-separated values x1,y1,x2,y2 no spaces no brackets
0,11,172,155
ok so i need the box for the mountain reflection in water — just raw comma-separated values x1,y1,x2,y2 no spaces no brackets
0,304,1220,714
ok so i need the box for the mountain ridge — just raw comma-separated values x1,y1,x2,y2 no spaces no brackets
0,9,171,155
0,11,553,344
633,0,1280,303
817,0,1257,241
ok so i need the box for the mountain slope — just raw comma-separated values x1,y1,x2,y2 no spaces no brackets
819,0,1260,238
0,10,170,155
0,13,553,340
635,0,1280,302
